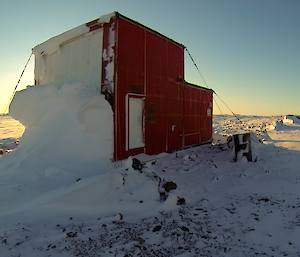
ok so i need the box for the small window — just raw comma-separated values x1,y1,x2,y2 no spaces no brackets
131,84,142,94
147,103,157,124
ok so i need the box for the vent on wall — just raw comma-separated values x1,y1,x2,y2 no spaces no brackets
147,103,157,124
207,116,212,129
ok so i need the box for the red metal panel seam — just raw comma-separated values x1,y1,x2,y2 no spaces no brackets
210,92,213,141
182,50,185,148
144,29,147,153
165,40,169,152
199,90,202,144
114,16,119,161
182,82,185,148
182,46,185,148
144,30,147,98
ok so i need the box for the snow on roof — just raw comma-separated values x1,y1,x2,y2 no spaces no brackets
98,12,115,25
32,24,90,56
32,12,116,56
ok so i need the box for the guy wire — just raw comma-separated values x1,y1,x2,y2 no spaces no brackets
0,52,33,124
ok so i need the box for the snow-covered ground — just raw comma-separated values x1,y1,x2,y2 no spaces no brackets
1,85,300,256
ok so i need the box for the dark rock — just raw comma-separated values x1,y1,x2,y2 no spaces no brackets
132,158,144,171
66,232,77,238
137,238,145,244
152,225,162,232
163,181,177,192
180,226,190,232
177,197,186,205
259,198,270,202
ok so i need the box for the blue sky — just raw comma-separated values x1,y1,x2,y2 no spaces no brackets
1,0,300,115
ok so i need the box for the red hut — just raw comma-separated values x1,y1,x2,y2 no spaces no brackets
33,12,213,161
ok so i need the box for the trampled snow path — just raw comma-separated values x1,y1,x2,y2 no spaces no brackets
1,115,300,256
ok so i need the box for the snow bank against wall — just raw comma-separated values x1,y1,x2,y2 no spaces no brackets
5,81,113,175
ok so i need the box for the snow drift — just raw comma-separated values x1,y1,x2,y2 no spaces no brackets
6,81,113,175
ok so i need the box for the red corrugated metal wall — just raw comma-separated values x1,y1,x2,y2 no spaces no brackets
183,85,213,147
114,16,212,161
145,30,185,155
114,17,145,160
183,85,200,146
200,89,213,142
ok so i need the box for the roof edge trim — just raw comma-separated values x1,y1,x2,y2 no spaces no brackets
185,81,214,93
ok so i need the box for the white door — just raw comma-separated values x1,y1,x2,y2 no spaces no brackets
126,96,145,150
